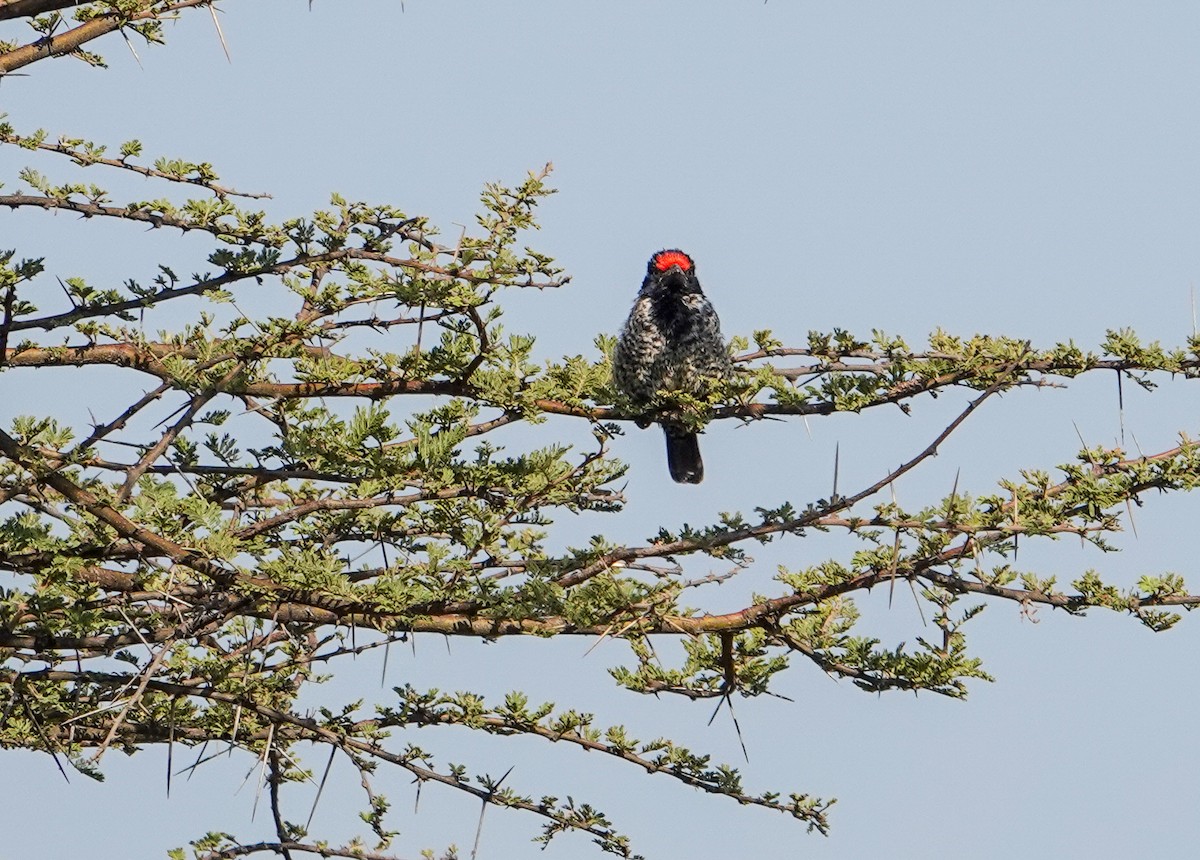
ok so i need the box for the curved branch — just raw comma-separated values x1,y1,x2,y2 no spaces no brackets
0,130,269,199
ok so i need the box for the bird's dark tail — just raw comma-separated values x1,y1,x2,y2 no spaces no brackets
662,423,703,484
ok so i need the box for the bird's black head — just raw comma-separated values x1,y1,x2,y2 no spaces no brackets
646,249,697,292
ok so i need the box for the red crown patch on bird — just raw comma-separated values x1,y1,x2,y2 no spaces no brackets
614,249,731,483
651,250,693,272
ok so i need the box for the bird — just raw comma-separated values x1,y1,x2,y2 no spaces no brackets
612,249,732,483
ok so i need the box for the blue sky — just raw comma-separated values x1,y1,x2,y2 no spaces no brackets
4,2,1200,858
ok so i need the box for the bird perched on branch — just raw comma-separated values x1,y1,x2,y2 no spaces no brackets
612,249,732,483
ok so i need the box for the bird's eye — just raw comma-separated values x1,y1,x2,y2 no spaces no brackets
653,251,692,272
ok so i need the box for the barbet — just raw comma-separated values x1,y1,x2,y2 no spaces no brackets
612,249,732,483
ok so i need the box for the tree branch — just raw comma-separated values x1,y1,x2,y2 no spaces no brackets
0,0,213,74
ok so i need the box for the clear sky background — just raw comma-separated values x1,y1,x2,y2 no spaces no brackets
3,2,1200,858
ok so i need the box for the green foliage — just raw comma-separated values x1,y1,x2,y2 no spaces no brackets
2,102,1200,860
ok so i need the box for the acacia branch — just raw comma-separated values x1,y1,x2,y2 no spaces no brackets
88,673,651,847
7,664,832,835
0,0,212,74
0,129,270,198
0,426,235,582
5,259,328,334
194,841,405,860
231,486,482,540
554,372,1014,591
0,1,87,21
